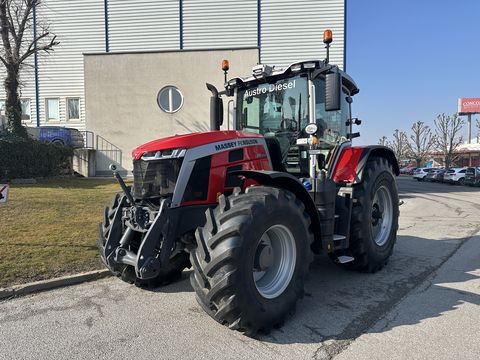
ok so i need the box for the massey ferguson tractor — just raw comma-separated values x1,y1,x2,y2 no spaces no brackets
98,30,399,335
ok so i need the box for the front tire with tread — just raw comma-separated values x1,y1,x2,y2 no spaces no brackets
190,186,313,335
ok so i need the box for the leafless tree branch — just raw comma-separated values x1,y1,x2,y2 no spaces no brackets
406,121,436,167
0,0,58,136
434,113,464,168
386,129,409,162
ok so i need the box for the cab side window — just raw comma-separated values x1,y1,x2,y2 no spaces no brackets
313,78,349,144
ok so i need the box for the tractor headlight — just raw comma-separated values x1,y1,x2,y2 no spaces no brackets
141,148,186,161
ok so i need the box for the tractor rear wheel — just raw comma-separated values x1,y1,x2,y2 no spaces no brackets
190,186,313,335
341,156,399,272
99,192,191,288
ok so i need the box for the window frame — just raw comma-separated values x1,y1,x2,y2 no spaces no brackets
20,98,31,121
66,97,80,121
45,98,60,122
157,86,184,114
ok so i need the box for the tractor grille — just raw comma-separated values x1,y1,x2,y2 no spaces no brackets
132,158,183,199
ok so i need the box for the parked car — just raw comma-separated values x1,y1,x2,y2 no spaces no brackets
400,166,416,175
464,167,480,187
413,167,433,181
27,126,84,148
408,167,419,175
443,167,467,185
425,169,446,182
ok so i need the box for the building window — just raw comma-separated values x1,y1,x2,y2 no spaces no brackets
46,98,59,121
67,98,80,120
21,99,31,121
0,99,30,121
157,86,183,113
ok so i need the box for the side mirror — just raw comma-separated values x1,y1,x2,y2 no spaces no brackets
325,72,341,111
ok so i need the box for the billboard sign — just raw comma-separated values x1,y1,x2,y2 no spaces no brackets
458,98,480,114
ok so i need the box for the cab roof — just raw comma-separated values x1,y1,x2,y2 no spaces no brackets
226,59,359,96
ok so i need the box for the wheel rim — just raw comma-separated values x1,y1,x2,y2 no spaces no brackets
371,185,393,246
253,224,296,299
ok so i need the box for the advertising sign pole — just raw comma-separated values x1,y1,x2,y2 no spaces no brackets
467,114,471,144
458,98,480,144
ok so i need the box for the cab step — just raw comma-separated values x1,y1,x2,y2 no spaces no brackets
337,255,355,264
333,234,346,242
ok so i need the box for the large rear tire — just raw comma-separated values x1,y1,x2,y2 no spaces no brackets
341,156,399,272
190,186,313,335
99,192,191,288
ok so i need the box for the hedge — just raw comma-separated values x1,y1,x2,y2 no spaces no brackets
0,135,73,180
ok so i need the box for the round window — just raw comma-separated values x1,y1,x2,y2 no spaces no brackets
157,86,184,113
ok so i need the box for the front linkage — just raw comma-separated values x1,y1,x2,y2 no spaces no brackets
98,165,183,281
99,197,179,280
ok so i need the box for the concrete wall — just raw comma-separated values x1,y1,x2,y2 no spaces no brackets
73,149,96,177
84,48,259,175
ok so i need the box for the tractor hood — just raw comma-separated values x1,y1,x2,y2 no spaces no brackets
132,130,263,160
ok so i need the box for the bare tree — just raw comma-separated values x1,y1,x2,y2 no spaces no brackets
433,113,464,168
0,0,59,137
378,135,387,146
406,121,436,167
386,129,409,162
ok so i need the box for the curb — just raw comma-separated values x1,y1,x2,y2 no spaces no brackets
0,269,111,301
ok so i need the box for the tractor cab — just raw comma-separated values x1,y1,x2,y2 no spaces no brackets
211,30,360,179
230,61,358,176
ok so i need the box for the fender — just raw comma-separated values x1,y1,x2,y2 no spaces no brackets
234,170,322,250
331,145,399,184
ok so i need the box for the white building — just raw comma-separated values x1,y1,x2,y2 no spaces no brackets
0,0,345,130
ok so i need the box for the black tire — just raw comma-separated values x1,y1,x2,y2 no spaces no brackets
458,177,465,186
99,192,191,288
51,139,65,146
416,177,422,182
341,156,399,273
190,186,313,335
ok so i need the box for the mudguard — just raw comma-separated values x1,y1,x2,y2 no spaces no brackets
233,170,322,249
331,145,399,184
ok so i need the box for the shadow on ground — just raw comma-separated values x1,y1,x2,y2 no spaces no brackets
149,233,479,349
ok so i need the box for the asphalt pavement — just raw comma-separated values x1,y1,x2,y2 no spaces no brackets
0,177,479,360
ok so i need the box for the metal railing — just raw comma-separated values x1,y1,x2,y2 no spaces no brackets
96,134,122,165
80,130,94,149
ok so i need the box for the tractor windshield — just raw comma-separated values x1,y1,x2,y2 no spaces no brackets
235,74,350,175
236,75,309,135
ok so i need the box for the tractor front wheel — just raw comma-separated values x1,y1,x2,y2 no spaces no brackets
342,156,399,272
190,186,313,335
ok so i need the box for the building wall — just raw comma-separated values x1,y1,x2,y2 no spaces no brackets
36,0,105,129
84,48,259,175
0,0,105,129
108,0,180,52
183,0,258,49
261,0,345,67
0,0,344,141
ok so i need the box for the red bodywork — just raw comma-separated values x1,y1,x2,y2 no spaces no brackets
132,130,270,207
181,144,270,206
132,131,264,160
331,147,365,184
133,130,372,206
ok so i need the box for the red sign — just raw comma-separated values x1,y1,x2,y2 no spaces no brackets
458,98,480,114
0,184,8,203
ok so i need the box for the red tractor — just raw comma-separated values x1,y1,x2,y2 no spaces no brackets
98,30,399,335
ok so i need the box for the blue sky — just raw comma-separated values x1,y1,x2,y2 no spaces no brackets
346,0,480,145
